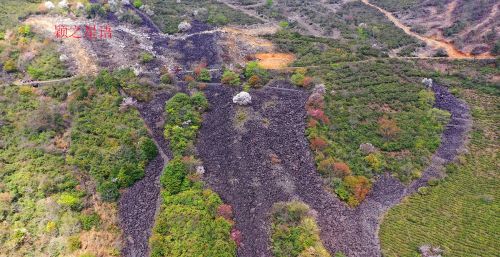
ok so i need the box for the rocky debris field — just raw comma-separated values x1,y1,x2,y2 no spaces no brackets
196,81,471,257
119,92,175,257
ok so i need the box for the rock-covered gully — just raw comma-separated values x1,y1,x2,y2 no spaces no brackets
115,8,472,257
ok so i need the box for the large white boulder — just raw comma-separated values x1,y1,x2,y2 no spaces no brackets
44,1,55,10
233,92,252,105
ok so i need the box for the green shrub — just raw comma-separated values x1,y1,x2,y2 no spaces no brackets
133,0,143,8
244,61,267,78
57,192,83,211
160,157,189,196
271,201,330,257
197,68,212,82
94,70,120,91
140,52,154,63
97,181,119,202
140,137,158,161
160,74,172,84
80,213,101,230
3,59,17,72
67,236,82,251
221,69,240,86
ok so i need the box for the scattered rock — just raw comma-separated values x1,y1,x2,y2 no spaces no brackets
419,244,443,257
195,166,205,175
57,0,68,9
178,21,192,32
232,92,252,105
44,1,55,10
121,0,130,5
119,97,137,111
422,78,433,88
75,2,84,9
359,143,377,154
312,83,326,95
59,54,69,62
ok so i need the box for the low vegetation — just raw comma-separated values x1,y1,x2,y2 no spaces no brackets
304,60,450,206
150,92,236,256
68,71,157,201
143,0,261,34
380,89,499,256
270,201,330,257
0,79,123,256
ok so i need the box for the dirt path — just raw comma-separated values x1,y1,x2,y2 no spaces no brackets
360,0,493,59
118,92,174,257
197,81,471,257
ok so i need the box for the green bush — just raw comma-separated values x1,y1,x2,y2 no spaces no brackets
160,74,172,84
160,157,189,196
97,181,119,202
197,68,212,82
80,213,101,230
221,70,240,86
133,0,143,8
140,52,154,63
57,192,83,211
3,59,17,72
271,201,330,257
67,236,82,251
140,137,158,161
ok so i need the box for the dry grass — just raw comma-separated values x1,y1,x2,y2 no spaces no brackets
255,53,295,69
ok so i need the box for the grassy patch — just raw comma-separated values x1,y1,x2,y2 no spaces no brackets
27,50,69,80
380,89,499,256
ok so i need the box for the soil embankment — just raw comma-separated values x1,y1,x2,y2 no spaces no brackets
197,82,471,257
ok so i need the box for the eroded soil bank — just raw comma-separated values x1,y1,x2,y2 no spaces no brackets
197,82,471,257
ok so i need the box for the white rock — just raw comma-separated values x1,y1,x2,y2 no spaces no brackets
57,0,68,9
195,166,205,175
121,0,130,5
232,92,252,105
59,54,69,62
312,84,326,95
422,78,433,88
178,21,192,32
75,2,84,9
44,1,55,10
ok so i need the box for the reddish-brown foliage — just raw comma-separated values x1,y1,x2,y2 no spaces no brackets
307,118,318,128
269,153,282,164
302,76,314,88
248,75,262,87
198,83,207,90
307,109,330,124
318,157,335,175
378,116,400,140
344,175,371,203
193,62,207,77
231,229,243,246
310,137,328,150
184,75,195,83
333,162,351,177
217,204,234,220
306,93,325,110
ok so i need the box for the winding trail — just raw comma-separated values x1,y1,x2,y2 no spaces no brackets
360,0,494,59
197,81,471,257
